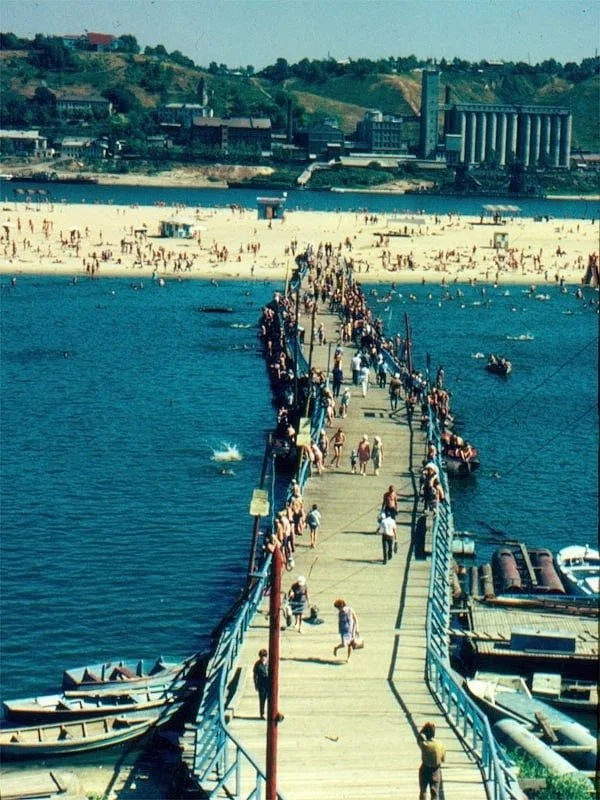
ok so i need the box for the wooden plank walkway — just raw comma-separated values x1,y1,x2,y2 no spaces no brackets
223,307,488,799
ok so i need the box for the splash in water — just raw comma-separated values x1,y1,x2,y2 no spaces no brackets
211,443,243,462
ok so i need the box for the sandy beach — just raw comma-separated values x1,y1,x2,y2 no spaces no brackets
0,198,598,287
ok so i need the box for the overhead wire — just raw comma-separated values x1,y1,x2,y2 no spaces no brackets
467,335,598,438
497,403,598,479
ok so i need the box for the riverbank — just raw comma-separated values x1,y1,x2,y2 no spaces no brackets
0,201,597,285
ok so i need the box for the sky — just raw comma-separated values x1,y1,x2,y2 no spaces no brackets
1,0,598,70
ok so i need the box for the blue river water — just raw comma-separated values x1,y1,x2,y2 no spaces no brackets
0,186,598,706
2,179,599,220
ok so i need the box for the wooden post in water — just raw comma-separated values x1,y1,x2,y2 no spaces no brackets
266,545,283,800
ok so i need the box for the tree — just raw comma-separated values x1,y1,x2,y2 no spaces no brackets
0,32,26,50
102,86,139,114
169,49,195,68
28,36,77,70
260,57,291,82
117,34,140,54
144,43,168,58
0,90,29,126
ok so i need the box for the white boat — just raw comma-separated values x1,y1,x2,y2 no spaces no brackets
556,545,600,597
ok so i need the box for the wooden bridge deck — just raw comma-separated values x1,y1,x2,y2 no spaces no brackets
222,308,488,799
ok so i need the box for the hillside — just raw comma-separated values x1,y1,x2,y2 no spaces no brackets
1,48,598,152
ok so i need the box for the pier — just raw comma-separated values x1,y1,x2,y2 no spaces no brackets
221,305,487,798
183,270,525,799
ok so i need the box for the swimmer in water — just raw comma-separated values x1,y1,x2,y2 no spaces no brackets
220,468,235,476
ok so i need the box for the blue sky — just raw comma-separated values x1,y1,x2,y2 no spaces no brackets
2,0,598,70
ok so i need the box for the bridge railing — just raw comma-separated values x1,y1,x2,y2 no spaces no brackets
189,258,319,798
191,552,287,800
425,407,525,800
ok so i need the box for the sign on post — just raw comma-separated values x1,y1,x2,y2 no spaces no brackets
249,489,270,517
295,417,311,448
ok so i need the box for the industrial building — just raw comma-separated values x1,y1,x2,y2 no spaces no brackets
356,110,405,154
419,70,572,168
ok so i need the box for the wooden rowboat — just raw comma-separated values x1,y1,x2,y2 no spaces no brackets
465,675,597,770
0,705,182,759
62,653,203,691
3,683,194,723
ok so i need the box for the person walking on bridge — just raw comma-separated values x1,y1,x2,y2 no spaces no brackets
417,721,446,800
378,512,397,564
333,599,359,663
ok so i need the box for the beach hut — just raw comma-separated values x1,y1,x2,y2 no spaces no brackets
493,231,509,249
256,195,286,221
159,217,196,238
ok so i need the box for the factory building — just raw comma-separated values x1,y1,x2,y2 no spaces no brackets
419,69,441,160
418,71,572,168
446,104,572,168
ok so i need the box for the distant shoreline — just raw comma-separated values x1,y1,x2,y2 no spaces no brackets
6,168,598,200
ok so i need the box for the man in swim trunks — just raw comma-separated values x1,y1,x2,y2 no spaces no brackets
382,485,399,519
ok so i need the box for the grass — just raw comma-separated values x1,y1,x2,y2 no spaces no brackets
509,748,594,800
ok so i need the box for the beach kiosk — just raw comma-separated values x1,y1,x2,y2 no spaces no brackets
256,194,286,221
159,216,196,238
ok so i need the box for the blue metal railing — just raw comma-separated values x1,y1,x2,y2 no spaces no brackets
188,257,318,798
425,407,525,800
191,553,287,800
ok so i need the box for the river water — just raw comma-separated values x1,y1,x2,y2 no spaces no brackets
0,186,597,707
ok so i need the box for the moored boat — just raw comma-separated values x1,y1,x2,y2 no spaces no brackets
444,454,480,476
465,674,597,770
62,653,204,691
3,683,193,723
530,672,598,713
556,545,600,597
440,431,480,476
0,705,181,760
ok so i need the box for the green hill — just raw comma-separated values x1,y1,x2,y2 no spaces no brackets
1,46,598,152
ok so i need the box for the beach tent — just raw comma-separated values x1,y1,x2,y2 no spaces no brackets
482,204,521,224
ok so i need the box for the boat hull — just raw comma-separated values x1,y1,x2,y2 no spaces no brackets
556,546,600,597
444,456,480,476
62,654,202,691
3,684,191,723
0,706,182,759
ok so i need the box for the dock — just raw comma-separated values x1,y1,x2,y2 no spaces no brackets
216,305,488,798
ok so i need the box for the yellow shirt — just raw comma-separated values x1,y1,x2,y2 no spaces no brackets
418,735,446,768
